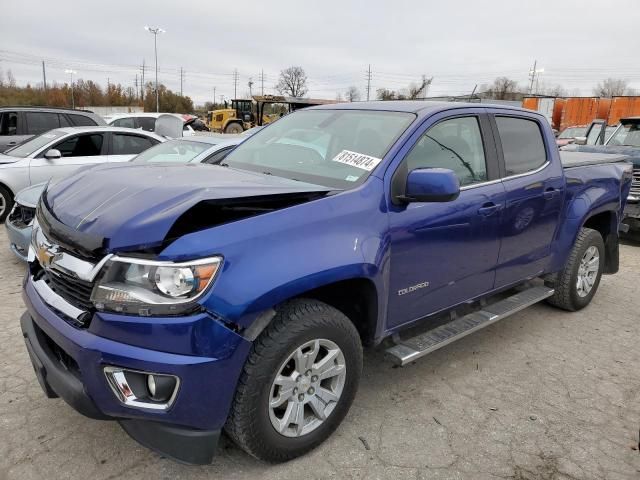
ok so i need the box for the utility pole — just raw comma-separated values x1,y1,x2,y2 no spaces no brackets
145,25,165,112
260,69,265,95
180,67,184,96
65,69,76,109
528,60,543,95
248,78,254,97
135,74,138,100
141,59,145,103
213,86,216,107
366,64,372,101
41,61,47,93
233,69,239,99
106,77,110,106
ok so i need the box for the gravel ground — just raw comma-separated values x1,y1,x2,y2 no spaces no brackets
0,227,639,480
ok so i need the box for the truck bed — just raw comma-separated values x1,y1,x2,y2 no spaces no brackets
560,151,630,168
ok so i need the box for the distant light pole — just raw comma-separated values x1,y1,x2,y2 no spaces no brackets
65,69,77,109
144,25,165,112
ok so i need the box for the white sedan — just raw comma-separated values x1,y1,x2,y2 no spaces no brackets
0,126,165,222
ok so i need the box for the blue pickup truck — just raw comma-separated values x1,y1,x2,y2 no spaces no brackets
21,102,632,464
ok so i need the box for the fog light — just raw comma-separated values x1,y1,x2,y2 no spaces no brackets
104,366,179,410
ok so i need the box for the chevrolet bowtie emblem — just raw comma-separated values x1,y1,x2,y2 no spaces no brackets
36,243,59,269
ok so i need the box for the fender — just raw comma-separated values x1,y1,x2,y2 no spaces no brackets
159,178,391,331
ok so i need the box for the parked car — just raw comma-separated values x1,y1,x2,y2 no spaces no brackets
0,106,105,153
555,126,587,147
5,135,244,260
564,117,640,231
0,126,164,222
21,101,631,464
107,113,196,136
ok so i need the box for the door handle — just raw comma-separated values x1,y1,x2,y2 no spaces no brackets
543,188,558,200
478,203,501,216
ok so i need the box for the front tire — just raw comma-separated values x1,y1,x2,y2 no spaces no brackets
225,299,363,462
224,122,244,134
0,184,14,223
547,227,604,311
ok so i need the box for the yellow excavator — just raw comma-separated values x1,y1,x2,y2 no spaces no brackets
207,95,338,134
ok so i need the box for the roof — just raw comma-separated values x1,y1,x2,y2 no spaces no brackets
52,126,166,140
308,100,531,114
107,112,186,120
0,106,96,114
251,95,339,106
620,117,640,122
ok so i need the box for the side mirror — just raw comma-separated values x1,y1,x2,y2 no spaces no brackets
573,136,587,145
44,149,62,160
400,168,460,203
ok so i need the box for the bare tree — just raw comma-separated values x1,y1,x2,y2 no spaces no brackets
406,76,432,99
376,88,396,101
483,77,519,100
345,86,361,102
276,66,308,98
6,69,16,88
593,78,633,97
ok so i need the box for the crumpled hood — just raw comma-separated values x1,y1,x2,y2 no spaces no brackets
43,162,330,252
16,182,46,208
567,145,640,166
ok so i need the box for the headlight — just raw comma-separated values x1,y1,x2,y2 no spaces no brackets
91,256,222,316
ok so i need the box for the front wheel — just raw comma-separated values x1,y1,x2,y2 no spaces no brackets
0,185,14,223
547,227,605,311
225,299,363,462
224,122,244,134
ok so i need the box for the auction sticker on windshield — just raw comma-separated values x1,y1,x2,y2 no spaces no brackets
332,150,382,171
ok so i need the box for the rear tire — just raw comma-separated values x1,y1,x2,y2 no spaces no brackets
224,122,244,134
225,299,363,462
0,184,14,223
547,227,604,311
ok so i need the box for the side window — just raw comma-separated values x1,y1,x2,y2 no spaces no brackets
54,134,104,157
495,117,547,176
0,112,18,135
69,114,97,127
26,112,60,135
137,117,156,132
203,147,233,164
585,124,603,145
112,117,136,129
59,114,73,127
404,116,487,186
112,134,156,155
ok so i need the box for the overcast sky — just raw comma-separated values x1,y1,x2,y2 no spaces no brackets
1,0,638,105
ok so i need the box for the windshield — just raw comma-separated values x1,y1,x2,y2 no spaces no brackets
222,109,415,189
558,127,586,139
4,129,66,157
607,122,640,147
132,139,215,163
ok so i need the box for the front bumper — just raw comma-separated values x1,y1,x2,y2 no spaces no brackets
21,275,252,464
5,217,31,261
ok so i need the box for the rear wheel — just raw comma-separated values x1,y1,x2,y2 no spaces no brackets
225,299,363,462
0,185,14,223
224,122,244,134
547,227,604,311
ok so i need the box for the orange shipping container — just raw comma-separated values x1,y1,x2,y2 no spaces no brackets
608,97,640,125
552,98,565,131
522,98,539,111
560,97,601,131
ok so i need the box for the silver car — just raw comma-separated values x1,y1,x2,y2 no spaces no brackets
0,126,165,222
5,135,243,260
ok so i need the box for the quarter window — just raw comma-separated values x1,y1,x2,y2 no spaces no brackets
69,114,97,127
0,112,18,135
112,117,136,129
54,134,104,157
496,117,547,176
404,116,487,186
137,117,156,131
26,112,60,135
112,134,155,155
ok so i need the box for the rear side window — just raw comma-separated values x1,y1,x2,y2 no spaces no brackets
69,114,97,127
112,117,136,129
54,134,104,157
0,112,18,135
59,114,73,127
137,117,156,131
495,117,547,176
112,134,156,155
26,112,60,135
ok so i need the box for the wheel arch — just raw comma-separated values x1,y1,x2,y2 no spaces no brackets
581,209,620,274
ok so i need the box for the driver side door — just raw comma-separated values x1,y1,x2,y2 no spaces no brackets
29,132,108,186
386,109,505,329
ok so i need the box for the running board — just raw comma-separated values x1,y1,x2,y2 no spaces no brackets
385,286,554,366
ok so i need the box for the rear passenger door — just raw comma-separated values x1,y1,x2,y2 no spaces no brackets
488,111,565,288
108,132,159,162
29,132,108,185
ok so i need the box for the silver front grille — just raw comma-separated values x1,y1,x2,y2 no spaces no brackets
631,167,640,197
